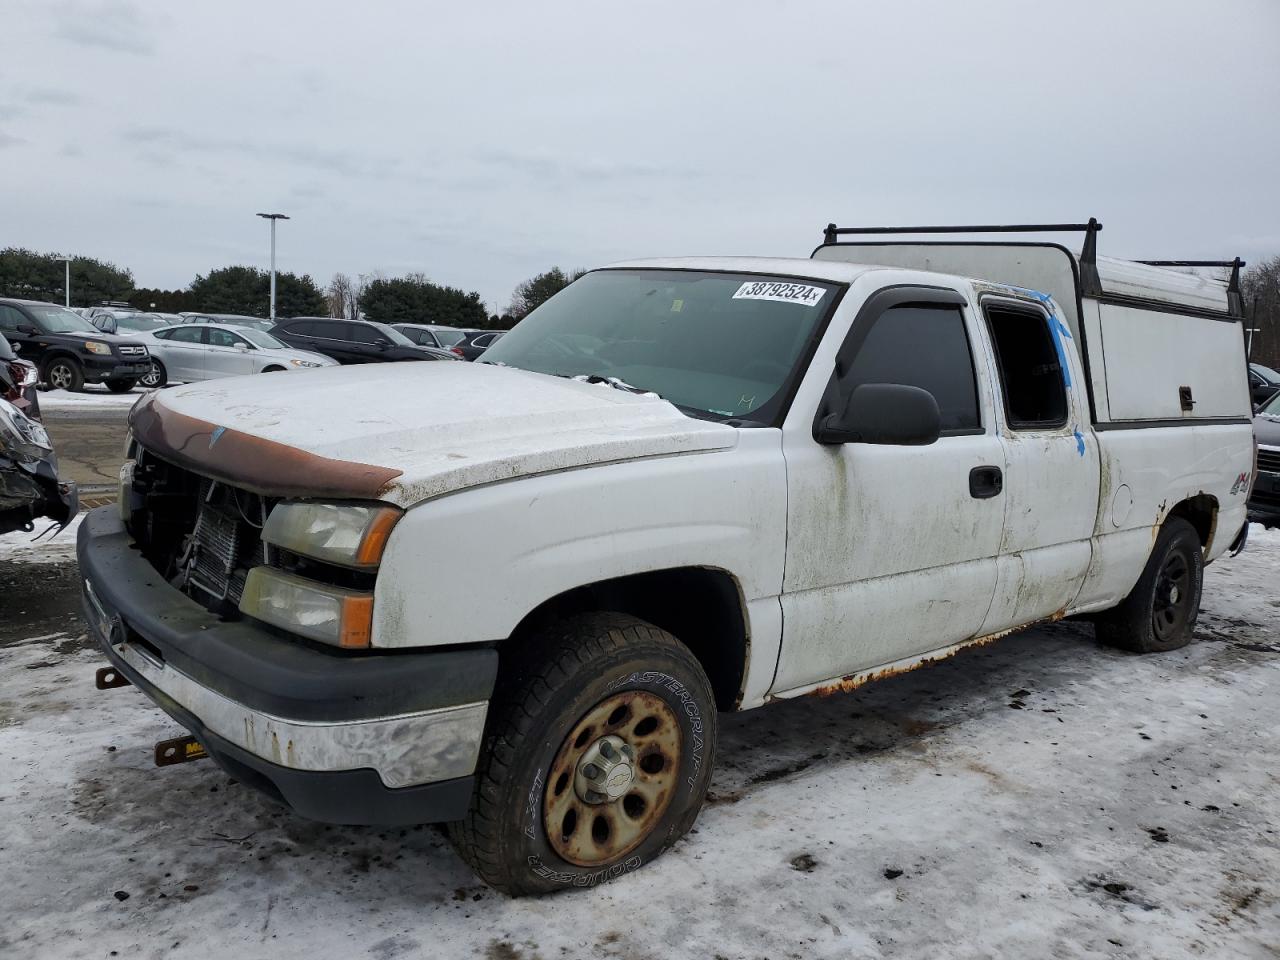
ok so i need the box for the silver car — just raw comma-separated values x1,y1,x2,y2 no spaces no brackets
136,323,336,387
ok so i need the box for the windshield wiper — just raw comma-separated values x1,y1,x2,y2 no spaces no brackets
570,373,662,399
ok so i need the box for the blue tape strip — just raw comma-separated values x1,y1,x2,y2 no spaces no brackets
1074,430,1085,456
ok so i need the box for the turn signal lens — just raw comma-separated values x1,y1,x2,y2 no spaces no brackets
239,567,373,649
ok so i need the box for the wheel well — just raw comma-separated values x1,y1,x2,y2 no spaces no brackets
508,567,748,711
1168,494,1217,552
261,365,286,372
41,351,79,371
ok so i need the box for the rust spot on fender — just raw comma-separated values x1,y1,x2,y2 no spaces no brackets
130,392,402,499
805,609,1070,699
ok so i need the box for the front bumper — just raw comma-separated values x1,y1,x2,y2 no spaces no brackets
83,356,151,382
77,507,496,825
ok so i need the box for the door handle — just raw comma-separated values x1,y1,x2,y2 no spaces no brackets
969,465,1003,499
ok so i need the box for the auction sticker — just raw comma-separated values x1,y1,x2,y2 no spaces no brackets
732,281,826,306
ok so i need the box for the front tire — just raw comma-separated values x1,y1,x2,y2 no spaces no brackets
105,378,137,393
450,613,717,896
44,357,83,392
1095,517,1203,653
140,360,167,388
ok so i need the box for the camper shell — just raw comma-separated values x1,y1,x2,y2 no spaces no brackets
812,219,1250,427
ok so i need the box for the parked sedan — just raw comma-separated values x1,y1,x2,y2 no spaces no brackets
455,329,505,361
178,313,277,332
270,317,457,364
1249,363,1280,407
136,323,336,387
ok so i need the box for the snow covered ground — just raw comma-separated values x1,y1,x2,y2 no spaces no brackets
0,513,82,564
36,384,149,410
0,529,1277,959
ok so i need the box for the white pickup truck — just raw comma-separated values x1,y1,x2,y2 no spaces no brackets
80,221,1255,894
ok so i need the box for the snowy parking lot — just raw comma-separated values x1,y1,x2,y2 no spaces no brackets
0,524,1276,959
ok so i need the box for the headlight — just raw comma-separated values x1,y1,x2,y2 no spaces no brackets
261,502,401,569
289,358,321,368
239,567,373,648
84,341,112,355
0,397,53,460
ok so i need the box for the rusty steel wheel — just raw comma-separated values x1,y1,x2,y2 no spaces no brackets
543,691,681,866
449,612,718,896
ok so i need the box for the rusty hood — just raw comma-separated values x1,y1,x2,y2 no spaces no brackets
129,362,738,506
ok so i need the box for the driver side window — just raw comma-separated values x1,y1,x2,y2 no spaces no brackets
843,304,982,434
0,305,25,332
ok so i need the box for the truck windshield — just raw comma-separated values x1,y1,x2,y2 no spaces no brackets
481,269,839,422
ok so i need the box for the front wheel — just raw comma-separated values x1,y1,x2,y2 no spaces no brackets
104,378,137,393
1095,516,1203,653
139,360,167,388
44,357,83,392
450,613,717,895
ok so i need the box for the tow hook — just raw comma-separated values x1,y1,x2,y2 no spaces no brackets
94,667,131,689
155,735,208,767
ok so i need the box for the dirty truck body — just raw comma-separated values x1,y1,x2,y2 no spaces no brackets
79,229,1254,893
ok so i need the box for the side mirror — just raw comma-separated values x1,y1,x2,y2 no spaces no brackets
17,324,38,336
815,383,942,446
374,339,390,349
234,342,250,352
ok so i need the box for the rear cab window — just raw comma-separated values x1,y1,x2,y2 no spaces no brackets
982,302,1069,429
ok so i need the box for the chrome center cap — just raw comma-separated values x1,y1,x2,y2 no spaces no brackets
1169,585,1180,605
575,734,636,804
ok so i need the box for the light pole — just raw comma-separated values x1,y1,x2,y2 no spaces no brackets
256,213,290,322
55,256,72,307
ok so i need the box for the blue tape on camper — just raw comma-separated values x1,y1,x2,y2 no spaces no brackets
1074,430,1085,456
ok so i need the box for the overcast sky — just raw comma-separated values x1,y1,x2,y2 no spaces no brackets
4,0,1279,312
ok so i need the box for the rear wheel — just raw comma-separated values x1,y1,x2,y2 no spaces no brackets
44,357,83,392
1095,517,1203,653
140,360,166,388
450,613,717,895
105,378,137,393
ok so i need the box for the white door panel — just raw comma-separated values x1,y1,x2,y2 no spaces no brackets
776,283,1006,696
777,436,1004,692
978,297,1099,634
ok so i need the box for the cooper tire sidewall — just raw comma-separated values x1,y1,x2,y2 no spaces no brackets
508,652,714,892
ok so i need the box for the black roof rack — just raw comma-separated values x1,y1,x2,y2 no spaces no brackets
821,220,1102,244
1134,258,1246,316
818,220,1245,316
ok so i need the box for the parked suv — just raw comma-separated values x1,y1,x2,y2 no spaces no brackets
0,298,151,392
1248,388,1280,529
270,317,450,364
